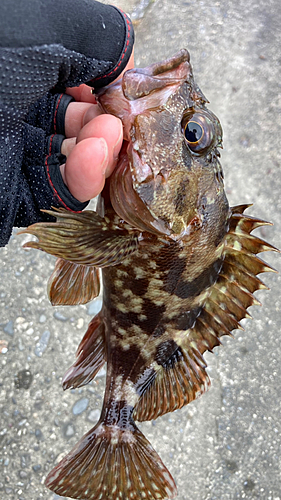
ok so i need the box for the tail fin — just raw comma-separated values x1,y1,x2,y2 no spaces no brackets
45,421,177,500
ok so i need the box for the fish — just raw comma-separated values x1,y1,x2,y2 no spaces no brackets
20,49,278,500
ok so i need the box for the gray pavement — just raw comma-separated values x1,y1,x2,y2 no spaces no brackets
1,0,281,499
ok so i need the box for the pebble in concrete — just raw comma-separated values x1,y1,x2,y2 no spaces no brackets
3,320,14,336
87,297,102,316
63,423,75,439
53,311,68,322
14,369,33,390
34,330,50,357
87,409,100,423
72,397,89,415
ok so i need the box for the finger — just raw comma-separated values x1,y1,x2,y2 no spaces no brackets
77,114,123,177
65,84,97,103
61,137,108,202
64,102,102,138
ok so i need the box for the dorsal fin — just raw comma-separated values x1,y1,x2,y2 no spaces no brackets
134,345,210,421
134,206,278,421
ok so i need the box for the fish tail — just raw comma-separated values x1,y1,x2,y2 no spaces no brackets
45,419,177,500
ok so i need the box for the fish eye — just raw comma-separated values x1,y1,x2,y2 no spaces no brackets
184,121,204,144
182,111,215,154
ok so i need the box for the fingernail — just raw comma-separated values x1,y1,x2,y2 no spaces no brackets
98,138,109,174
113,120,123,159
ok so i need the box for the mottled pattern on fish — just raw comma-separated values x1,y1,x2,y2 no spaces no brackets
21,50,278,500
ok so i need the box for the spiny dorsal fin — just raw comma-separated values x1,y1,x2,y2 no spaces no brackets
196,205,278,344
62,313,106,390
20,208,139,267
134,205,278,422
48,258,100,305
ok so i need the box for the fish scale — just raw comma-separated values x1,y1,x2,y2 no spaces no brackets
20,50,278,500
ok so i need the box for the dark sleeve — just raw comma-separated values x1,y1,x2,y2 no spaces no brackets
0,0,134,246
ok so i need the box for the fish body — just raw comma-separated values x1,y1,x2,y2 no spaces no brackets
21,50,278,500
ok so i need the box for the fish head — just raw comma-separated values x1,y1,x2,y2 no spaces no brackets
96,49,229,239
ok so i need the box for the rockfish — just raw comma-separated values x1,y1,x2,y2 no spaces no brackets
21,49,277,500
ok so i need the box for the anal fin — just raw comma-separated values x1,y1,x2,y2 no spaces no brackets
62,313,106,390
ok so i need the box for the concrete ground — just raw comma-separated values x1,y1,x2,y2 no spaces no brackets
0,0,280,499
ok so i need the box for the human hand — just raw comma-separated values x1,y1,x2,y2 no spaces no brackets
60,51,134,203
60,94,123,202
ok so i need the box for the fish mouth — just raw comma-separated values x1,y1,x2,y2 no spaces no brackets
109,152,171,237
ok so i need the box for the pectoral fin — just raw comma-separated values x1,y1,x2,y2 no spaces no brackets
20,208,139,267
